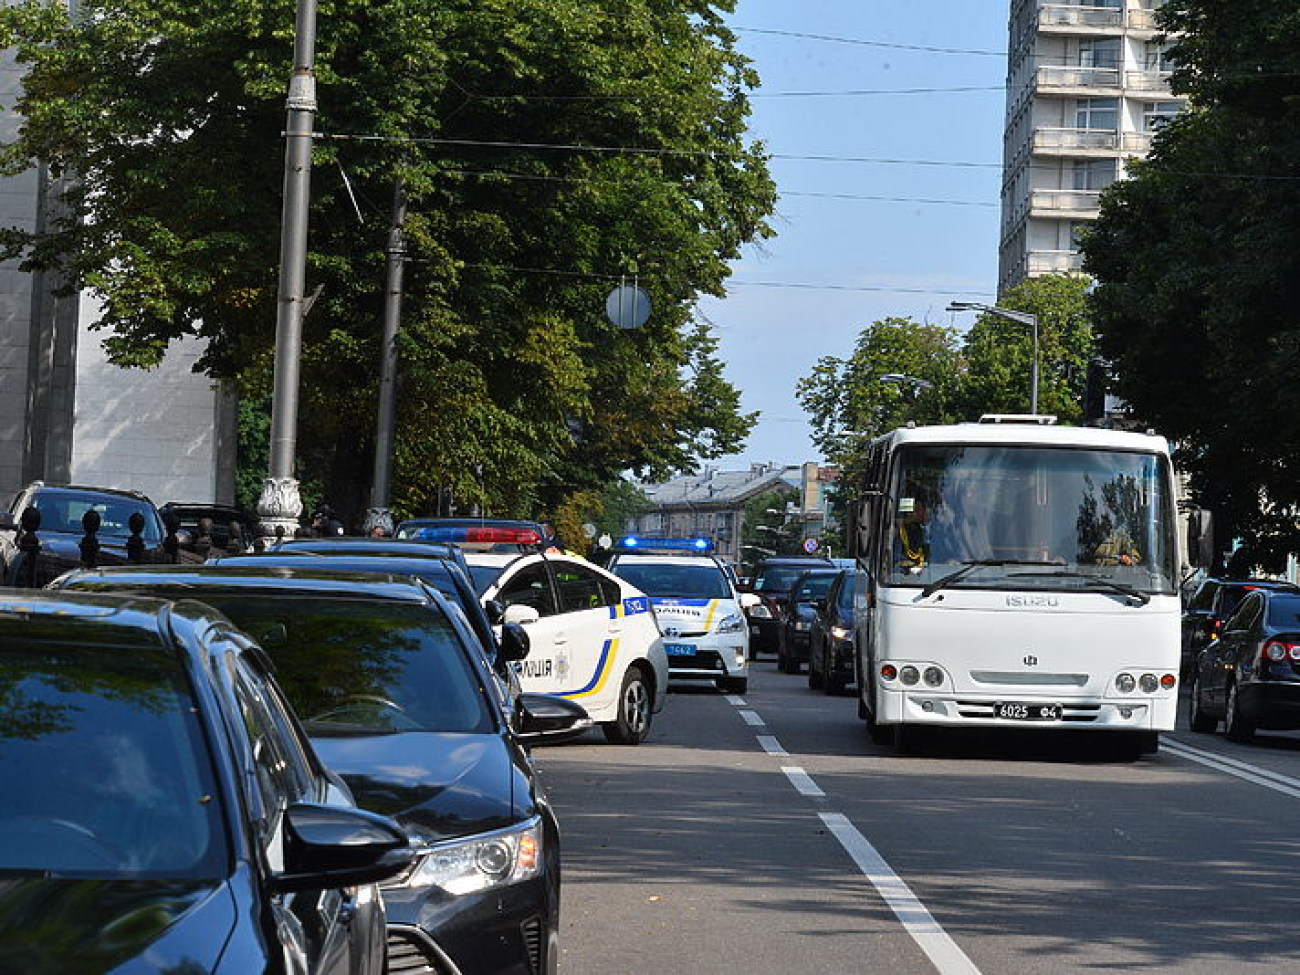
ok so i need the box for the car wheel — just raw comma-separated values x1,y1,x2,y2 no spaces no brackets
602,665,651,745
718,676,748,695
1188,672,1217,733
1224,681,1255,743
807,660,824,690
824,671,846,695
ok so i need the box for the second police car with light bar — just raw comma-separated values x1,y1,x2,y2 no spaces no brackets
413,522,670,745
605,536,754,694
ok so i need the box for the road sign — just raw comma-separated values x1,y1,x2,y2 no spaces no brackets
802,538,820,554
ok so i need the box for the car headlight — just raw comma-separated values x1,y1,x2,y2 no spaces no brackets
830,625,852,641
747,604,772,619
402,819,542,894
715,613,745,634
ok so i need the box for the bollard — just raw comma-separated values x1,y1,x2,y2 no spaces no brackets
79,510,101,569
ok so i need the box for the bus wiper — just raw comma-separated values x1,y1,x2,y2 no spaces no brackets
921,559,1064,598
1009,571,1151,606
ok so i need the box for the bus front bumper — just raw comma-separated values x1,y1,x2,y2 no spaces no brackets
875,689,1177,731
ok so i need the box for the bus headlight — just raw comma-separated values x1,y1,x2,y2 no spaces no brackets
1138,673,1159,694
900,665,920,686
1115,673,1136,693
923,666,944,687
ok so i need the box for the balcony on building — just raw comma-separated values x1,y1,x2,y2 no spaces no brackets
1032,127,1120,156
1027,249,1086,275
1028,188,1102,219
1038,3,1125,33
1035,64,1121,97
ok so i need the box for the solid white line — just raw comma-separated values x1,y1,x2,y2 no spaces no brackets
738,709,765,727
820,813,983,975
782,766,825,797
1163,739,1300,799
724,695,747,707
757,735,788,756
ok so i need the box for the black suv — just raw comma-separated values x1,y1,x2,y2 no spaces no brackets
742,556,834,657
1182,578,1300,677
0,482,195,586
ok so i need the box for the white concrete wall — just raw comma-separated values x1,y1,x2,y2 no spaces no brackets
70,303,223,506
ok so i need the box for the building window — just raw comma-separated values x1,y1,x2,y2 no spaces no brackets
1145,42,1177,72
1079,38,1121,70
1143,101,1182,131
1073,159,1117,192
1075,97,1119,131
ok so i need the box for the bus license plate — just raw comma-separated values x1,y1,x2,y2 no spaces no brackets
664,643,696,657
995,702,1061,721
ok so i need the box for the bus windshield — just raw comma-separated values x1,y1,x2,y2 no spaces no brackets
884,444,1177,594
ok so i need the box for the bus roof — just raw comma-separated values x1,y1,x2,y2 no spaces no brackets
876,421,1169,454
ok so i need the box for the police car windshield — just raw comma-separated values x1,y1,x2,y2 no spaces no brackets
467,564,509,596
613,563,731,599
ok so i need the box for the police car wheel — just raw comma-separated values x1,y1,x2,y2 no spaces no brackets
602,665,651,745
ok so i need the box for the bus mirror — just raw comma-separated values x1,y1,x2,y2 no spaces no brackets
1187,508,1214,570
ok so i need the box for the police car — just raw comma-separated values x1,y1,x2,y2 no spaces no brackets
605,537,753,694
416,523,669,745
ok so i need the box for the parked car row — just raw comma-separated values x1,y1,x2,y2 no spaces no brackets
0,492,672,974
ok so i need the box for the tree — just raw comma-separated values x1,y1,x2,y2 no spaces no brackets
0,0,776,523
1081,0,1300,570
959,274,1096,423
796,317,964,460
738,486,797,572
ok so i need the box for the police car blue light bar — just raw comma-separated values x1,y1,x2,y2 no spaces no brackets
616,536,714,553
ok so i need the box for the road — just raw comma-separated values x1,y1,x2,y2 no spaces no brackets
537,658,1300,974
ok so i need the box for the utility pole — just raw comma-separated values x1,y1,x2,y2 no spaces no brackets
370,178,407,523
258,0,318,538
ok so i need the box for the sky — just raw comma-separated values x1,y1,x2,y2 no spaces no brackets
701,1,1011,468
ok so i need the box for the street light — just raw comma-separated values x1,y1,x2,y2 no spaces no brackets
878,373,933,393
948,301,1039,414
260,0,319,537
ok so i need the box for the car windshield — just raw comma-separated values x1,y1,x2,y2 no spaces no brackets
753,565,822,593
792,572,838,601
884,444,1178,594
30,490,162,543
611,562,731,599
195,596,495,735
0,644,225,878
467,563,511,596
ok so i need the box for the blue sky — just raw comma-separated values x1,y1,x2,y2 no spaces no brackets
700,1,1010,467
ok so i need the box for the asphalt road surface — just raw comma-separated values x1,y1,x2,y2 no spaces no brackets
536,657,1300,975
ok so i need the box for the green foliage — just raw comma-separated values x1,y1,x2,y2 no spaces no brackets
796,317,965,462
0,0,775,523
959,275,1095,423
738,486,798,570
1082,0,1300,569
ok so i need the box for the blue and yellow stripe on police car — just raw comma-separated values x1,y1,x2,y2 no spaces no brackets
646,596,722,629
558,638,618,699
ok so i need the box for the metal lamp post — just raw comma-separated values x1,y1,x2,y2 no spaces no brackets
947,301,1040,414
259,0,319,538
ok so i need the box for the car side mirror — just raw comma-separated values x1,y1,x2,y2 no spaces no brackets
516,692,592,744
270,803,414,893
484,598,506,625
499,621,531,663
502,603,541,626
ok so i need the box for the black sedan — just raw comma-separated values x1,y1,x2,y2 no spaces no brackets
807,568,859,694
0,590,413,973
775,569,841,674
54,565,581,975
1189,586,1300,741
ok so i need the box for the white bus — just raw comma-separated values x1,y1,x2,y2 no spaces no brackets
848,416,1209,757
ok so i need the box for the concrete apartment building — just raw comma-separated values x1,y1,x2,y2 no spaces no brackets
0,39,234,508
998,0,1184,290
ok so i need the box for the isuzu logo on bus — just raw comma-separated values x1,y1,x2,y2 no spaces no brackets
1006,595,1060,608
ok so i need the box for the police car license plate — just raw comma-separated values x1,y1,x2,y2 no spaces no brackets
664,643,695,657
995,702,1061,721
